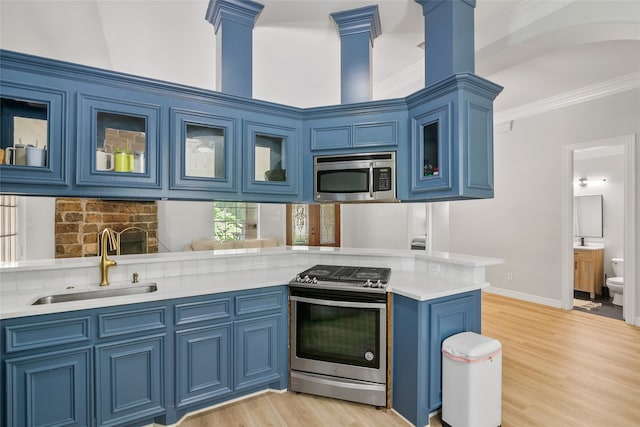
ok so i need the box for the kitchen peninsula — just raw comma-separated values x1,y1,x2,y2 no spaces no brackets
0,246,501,427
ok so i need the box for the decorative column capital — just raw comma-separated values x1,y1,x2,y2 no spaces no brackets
330,5,382,47
415,0,476,16
205,0,264,33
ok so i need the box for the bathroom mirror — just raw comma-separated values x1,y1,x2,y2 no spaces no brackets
573,195,603,238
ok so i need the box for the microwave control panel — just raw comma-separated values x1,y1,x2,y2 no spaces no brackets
373,167,392,191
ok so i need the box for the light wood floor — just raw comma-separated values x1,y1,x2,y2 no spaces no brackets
179,293,640,427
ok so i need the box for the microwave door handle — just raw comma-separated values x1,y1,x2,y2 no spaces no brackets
369,163,374,199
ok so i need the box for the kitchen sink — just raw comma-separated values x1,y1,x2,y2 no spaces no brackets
31,284,158,305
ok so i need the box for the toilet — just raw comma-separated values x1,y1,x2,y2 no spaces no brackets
606,258,624,306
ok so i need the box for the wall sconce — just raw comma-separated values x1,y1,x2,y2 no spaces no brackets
577,177,606,187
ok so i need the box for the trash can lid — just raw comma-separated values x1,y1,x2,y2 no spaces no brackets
442,331,501,359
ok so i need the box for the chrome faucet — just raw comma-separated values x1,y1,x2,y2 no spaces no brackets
99,228,118,286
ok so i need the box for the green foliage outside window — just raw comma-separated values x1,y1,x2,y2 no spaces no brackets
213,202,257,241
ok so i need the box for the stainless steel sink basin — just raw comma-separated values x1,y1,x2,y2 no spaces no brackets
32,284,158,305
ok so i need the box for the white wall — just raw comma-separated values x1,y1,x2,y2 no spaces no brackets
442,89,639,307
259,204,286,244
574,152,625,279
157,200,213,252
22,197,55,260
341,204,413,250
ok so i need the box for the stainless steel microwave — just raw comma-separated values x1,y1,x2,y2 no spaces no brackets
314,152,396,202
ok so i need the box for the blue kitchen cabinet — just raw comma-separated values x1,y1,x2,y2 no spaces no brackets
305,100,404,152
242,119,301,201
175,324,232,408
95,335,166,426
174,296,233,408
392,290,481,427
403,73,503,201
233,288,288,392
76,93,162,193
0,80,68,190
234,315,282,391
4,347,92,427
169,108,238,193
0,287,289,427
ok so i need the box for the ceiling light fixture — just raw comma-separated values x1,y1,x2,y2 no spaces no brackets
577,177,606,187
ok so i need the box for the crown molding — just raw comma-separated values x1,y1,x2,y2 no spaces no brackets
330,5,381,45
494,71,640,126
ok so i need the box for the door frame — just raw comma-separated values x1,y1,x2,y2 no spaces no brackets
561,134,636,325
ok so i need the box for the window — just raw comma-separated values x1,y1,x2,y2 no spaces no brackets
213,202,258,241
0,195,18,262
286,204,340,247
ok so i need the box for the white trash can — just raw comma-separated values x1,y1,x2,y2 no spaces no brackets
441,331,502,427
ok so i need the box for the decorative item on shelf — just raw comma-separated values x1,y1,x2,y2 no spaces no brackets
96,148,114,171
265,168,286,181
133,151,145,173
114,147,133,172
6,143,27,165
424,159,433,176
26,145,46,167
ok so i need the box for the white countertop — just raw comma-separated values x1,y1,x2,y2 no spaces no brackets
0,246,502,319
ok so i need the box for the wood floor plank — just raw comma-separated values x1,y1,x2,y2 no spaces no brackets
179,293,640,427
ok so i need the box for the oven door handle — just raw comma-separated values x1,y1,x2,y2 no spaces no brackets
290,295,386,309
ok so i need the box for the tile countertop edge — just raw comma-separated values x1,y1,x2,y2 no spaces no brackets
0,246,504,272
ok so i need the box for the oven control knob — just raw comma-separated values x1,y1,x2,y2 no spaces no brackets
304,275,312,283
376,280,383,288
364,279,372,287
364,351,375,362
295,275,302,283
312,277,318,284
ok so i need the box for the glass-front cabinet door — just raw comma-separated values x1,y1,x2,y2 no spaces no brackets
411,101,452,194
76,94,160,189
243,120,299,198
0,82,67,187
170,109,236,192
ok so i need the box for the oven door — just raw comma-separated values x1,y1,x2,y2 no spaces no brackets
290,288,387,384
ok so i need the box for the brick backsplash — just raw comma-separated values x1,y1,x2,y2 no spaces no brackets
55,198,158,258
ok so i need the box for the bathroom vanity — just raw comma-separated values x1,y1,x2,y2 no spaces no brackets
573,247,604,298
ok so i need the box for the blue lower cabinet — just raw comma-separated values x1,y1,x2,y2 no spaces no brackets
175,323,232,407
5,347,92,427
95,335,166,426
392,291,481,427
234,315,282,391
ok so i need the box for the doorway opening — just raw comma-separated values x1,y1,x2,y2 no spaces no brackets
562,135,636,325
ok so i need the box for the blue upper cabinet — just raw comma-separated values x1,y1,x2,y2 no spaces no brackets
305,100,404,152
0,51,501,203
76,94,162,192
242,117,301,201
401,74,503,201
170,108,238,193
0,80,68,190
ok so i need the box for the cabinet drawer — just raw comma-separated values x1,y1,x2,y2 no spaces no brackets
574,250,593,261
175,298,231,326
4,317,91,353
99,306,166,338
235,290,284,316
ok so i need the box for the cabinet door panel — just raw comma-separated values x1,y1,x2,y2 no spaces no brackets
76,94,161,189
96,335,165,426
234,315,282,391
5,347,92,427
175,323,232,407
411,102,452,193
0,82,67,187
428,292,481,410
170,108,237,192
242,120,299,197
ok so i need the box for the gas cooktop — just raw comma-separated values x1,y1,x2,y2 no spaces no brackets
290,264,391,292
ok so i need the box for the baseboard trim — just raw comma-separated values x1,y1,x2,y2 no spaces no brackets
483,287,562,309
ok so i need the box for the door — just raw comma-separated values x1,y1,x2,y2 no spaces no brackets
286,204,340,247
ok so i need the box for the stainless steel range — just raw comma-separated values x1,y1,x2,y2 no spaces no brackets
289,265,391,407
